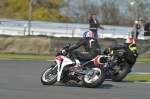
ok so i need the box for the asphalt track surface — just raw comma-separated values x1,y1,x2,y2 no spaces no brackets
0,59,150,99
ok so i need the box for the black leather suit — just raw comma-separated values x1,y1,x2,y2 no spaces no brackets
104,43,138,69
66,37,101,61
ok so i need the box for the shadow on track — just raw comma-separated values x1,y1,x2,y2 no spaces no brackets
51,83,114,89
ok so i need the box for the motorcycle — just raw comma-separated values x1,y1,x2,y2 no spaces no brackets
102,49,130,82
41,44,106,88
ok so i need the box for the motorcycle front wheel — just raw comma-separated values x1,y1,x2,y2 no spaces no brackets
41,65,57,85
83,67,105,88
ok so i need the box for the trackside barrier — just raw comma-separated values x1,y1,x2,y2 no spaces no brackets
0,36,149,58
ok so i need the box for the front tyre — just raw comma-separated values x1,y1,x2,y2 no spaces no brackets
111,62,130,82
83,67,105,88
41,65,57,85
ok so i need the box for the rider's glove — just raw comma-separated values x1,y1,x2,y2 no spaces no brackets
61,50,66,54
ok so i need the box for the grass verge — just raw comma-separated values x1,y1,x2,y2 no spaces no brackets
0,54,55,60
137,58,150,62
0,54,150,62
124,74,150,82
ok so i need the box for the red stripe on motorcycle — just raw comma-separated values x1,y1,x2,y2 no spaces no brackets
93,55,101,66
55,55,63,62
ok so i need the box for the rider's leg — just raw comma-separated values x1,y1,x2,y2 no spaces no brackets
76,52,95,67
77,52,94,60
70,51,81,66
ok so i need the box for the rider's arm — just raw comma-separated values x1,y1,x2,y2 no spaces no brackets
97,20,104,29
110,45,126,50
103,44,127,55
66,38,85,52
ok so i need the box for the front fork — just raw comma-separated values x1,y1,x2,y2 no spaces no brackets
52,65,58,70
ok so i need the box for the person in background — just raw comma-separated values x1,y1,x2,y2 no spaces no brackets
89,14,104,38
144,21,150,39
132,17,144,39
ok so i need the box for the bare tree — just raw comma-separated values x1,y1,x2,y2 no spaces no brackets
100,0,125,25
61,0,150,26
66,0,102,23
126,0,150,25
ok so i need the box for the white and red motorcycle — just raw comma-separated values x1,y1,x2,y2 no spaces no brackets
41,44,106,88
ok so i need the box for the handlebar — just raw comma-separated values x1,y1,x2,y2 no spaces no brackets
63,43,70,50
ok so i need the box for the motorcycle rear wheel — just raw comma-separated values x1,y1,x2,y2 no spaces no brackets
41,65,57,85
83,67,105,88
111,62,130,82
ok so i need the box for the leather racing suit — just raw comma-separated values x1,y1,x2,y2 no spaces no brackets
66,37,101,61
104,43,138,69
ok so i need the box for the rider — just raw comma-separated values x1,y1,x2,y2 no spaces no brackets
103,37,138,72
63,30,101,66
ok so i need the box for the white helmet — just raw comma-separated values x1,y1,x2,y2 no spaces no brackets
126,38,135,44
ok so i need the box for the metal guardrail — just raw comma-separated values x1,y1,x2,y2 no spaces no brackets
0,26,132,39
0,26,77,37
0,19,145,39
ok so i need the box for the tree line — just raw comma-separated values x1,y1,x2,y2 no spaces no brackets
0,0,150,26
0,0,70,22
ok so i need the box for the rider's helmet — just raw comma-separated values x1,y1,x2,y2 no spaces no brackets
83,30,94,38
126,37,135,44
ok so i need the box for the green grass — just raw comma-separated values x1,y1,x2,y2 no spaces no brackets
137,58,150,62
0,54,55,60
0,54,150,62
124,74,150,82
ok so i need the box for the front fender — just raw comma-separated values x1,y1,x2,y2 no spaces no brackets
55,55,73,82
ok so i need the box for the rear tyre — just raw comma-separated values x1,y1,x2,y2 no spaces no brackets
41,65,57,85
83,67,105,88
111,62,130,82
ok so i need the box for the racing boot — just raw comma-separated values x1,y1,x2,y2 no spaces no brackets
74,59,81,67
